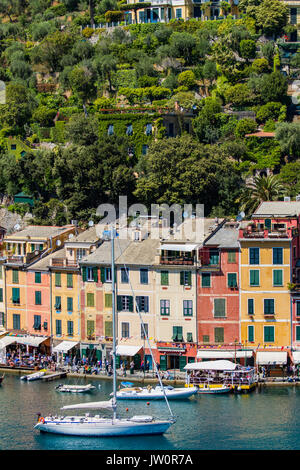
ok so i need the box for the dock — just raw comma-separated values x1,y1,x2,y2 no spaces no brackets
42,372,67,382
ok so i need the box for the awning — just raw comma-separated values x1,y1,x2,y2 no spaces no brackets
62,399,113,411
113,345,142,356
292,351,300,364
256,351,287,365
197,350,253,359
0,336,18,349
52,341,79,353
15,336,48,347
160,244,198,252
184,360,238,371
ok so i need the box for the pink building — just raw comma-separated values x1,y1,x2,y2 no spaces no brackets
26,267,51,337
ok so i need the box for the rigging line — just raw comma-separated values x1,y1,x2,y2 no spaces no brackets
115,235,175,421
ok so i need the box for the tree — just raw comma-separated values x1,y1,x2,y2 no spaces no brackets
93,54,117,93
255,0,288,36
279,161,300,197
234,118,257,138
68,64,97,104
169,32,197,65
275,122,300,160
65,114,99,146
239,39,256,62
177,70,196,88
237,174,286,214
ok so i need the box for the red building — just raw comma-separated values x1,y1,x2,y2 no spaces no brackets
197,221,240,351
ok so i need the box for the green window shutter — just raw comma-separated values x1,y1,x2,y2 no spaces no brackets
228,251,236,263
160,355,167,371
201,273,211,287
296,325,300,341
250,270,259,286
227,273,237,287
265,219,271,230
273,248,283,265
172,326,183,341
35,272,41,284
12,288,20,303
297,302,300,317
128,296,134,312
87,320,95,336
187,332,193,342
55,272,61,287
180,271,184,285
179,356,187,371
100,267,105,283
248,298,254,315
67,321,73,335
56,319,61,335
203,335,209,343
105,321,113,337
273,269,283,286
55,296,61,310
214,298,225,317
264,326,274,342
248,325,254,342
93,267,98,283
249,247,259,265
81,266,87,282
105,293,112,308
35,291,41,305
264,299,275,315
12,269,19,284
13,314,20,330
87,293,94,307
67,297,73,312
67,273,73,288
214,327,224,343
187,271,192,286
117,296,122,311
161,271,169,286
0,288,3,302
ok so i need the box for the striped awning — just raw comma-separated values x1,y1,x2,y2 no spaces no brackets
256,351,287,365
52,341,79,353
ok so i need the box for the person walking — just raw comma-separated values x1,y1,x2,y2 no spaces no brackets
130,360,134,375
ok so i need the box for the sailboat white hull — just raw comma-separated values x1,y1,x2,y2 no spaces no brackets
115,386,198,400
34,416,172,436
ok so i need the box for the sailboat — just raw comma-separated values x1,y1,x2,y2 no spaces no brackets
34,228,175,436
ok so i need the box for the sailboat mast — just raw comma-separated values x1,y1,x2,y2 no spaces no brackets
111,227,117,420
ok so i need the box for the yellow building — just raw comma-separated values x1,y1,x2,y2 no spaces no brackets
239,202,300,358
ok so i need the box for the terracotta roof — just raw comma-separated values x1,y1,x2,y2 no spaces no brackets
245,132,275,137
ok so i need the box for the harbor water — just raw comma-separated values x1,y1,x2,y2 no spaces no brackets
1,374,300,450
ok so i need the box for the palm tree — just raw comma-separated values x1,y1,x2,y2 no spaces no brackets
237,174,286,215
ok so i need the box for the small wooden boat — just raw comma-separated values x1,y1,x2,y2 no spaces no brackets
55,383,96,393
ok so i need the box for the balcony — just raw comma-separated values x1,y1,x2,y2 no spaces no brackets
160,255,195,266
51,258,79,268
240,227,290,239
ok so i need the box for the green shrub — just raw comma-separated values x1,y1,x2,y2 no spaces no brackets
178,70,196,88
234,118,257,138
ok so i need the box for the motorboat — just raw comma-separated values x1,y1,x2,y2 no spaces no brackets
114,385,198,400
21,370,46,381
197,384,232,394
121,381,134,388
55,383,96,393
34,229,175,437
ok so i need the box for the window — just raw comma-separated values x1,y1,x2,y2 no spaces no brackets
250,270,260,286
172,326,183,342
264,326,274,342
183,300,193,316
105,293,112,308
12,269,19,284
121,268,129,283
296,325,300,341
201,273,211,288
67,321,73,336
87,293,95,307
203,335,210,343
273,247,283,265
248,298,254,315
264,299,275,315
88,267,98,282
140,268,148,285
87,320,95,338
77,248,86,260
13,314,20,330
12,288,20,304
35,291,42,305
0,288,3,303
67,273,73,288
39,244,44,251
296,302,300,317
126,124,133,136
35,272,41,284
248,325,254,342
145,123,152,136
249,247,259,265
67,297,73,312
141,323,148,339
214,298,226,318
105,321,113,337
209,249,219,265
117,295,133,312
33,315,41,330
273,269,283,286
11,144,16,150
227,273,237,288
0,312,4,327
56,319,62,335
160,299,170,316
142,144,148,155
161,271,169,286
135,296,149,313
228,251,236,263
105,268,112,282
187,332,193,342
55,296,61,311
180,271,192,286
108,124,114,136
264,219,271,230
55,272,61,287
176,8,182,18
121,322,130,338
214,327,224,343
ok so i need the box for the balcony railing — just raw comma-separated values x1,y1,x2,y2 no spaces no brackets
51,258,79,268
241,228,290,239
160,256,195,266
